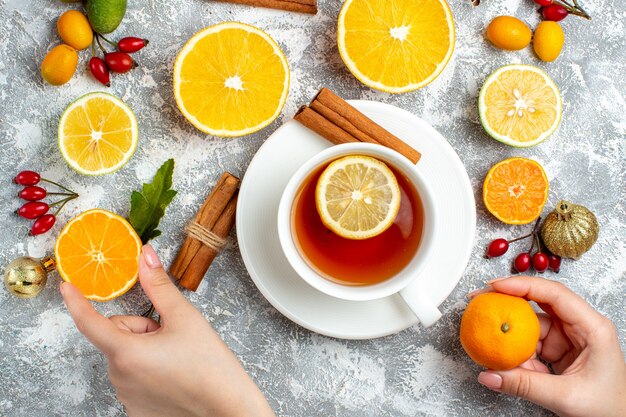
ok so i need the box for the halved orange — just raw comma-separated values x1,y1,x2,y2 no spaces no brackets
483,157,549,225
337,0,455,93
173,22,290,137
55,209,142,301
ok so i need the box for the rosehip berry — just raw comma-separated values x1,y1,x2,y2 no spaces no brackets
30,214,56,235
89,57,110,87
18,186,46,201
14,170,40,186
17,202,49,219
118,37,149,53
541,4,569,21
486,238,509,258
548,255,562,272
514,253,532,273
532,253,549,273
534,0,553,6
104,52,136,73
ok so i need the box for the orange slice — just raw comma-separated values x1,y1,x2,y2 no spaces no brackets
483,157,549,225
479,64,562,147
55,209,142,301
173,22,290,137
315,155,401,240
337,0,455,93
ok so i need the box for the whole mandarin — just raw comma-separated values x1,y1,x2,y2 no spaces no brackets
460,292,540,370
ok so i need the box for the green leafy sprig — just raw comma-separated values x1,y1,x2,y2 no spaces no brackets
129,159,177,244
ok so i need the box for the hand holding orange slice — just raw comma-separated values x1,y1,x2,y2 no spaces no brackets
483,157,549,225
55,209,142,301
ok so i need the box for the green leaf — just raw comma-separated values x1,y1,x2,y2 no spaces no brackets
129,159,177,244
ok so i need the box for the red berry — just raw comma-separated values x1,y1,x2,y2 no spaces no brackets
118,37,149,53
541,4,568,21
89,57,110,87
486,238,509,258
532,253,549,273
14,170,40,186
104,52,136,73
514,253,532,273
18,186,46,201
17,202,49,219
30,214,56,235
534,0,553,6
548,254,562,272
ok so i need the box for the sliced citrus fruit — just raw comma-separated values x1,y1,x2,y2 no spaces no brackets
55,209,142,301
337,0,455,93
479,64,562,147
315,155,401,240
58,92,138,175
483,157,549,225
173,22,290,137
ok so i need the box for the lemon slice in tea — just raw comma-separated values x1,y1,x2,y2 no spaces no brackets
315,155,401,240
58,92,138,175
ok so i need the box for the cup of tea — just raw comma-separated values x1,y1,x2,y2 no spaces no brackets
277,143,441,327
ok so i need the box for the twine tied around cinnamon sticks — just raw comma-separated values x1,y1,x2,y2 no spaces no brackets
184,222,227,252
294,88,421,164
170,172,240,292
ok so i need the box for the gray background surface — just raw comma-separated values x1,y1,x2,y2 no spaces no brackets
1,0,624,416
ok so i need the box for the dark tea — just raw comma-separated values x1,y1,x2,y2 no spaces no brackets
291,161,424,286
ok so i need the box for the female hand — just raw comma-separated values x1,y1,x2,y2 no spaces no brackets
61,244,275,417
471,276,626,417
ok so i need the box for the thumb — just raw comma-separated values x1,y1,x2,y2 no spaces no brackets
139,244,193,322
479,368,570,413
60,282,125,355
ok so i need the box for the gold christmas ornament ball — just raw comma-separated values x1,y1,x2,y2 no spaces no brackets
4,256,55,298
541,201,599,260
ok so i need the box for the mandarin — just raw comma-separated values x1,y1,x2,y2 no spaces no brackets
460,292,540,371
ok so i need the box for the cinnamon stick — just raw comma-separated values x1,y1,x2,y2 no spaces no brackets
294,88,421,164
215,0,317,14
178,193,238,291
170,172,239,291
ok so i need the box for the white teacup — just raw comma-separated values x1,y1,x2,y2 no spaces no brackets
277,143,442,327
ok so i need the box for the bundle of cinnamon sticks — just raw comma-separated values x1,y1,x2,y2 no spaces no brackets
170,172,239,291
216,0,317,14
294,88,421,164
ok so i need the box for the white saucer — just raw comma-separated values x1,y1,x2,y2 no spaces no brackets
236,100,475,339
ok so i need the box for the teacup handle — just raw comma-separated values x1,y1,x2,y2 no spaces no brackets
399,282,442,328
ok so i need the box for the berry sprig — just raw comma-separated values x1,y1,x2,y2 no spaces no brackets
13,170,79,236
485,217,562,274
533,0,591,22
89,34,148,87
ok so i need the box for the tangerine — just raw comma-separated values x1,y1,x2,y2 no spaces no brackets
483,157,549,225
460,292,540,371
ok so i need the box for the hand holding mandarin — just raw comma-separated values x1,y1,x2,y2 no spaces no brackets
465,277,626,417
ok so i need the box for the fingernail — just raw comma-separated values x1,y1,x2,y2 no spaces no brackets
59,282,66,296
142,244,162,269
467,287,492,298
487,277,507,285
478,371,502,390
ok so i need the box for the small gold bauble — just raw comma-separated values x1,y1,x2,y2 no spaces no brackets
541,200,599,260
4,256,56,298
